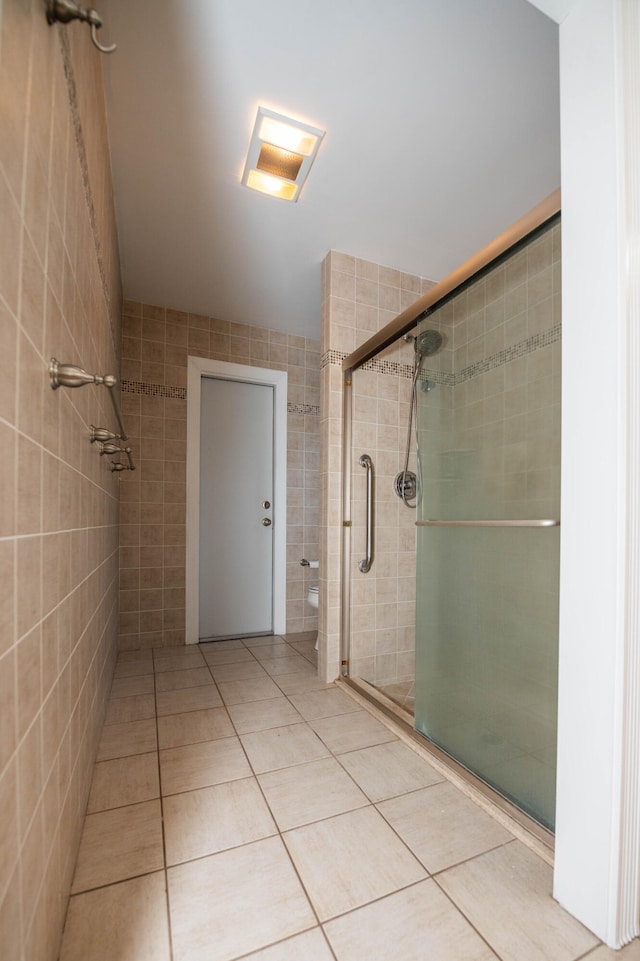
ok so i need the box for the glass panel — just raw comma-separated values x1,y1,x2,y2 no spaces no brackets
414,220,561,829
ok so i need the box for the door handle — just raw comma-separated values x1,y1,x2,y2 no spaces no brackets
262,518,272,526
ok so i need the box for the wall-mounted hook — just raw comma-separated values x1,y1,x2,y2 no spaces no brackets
46,0,117,54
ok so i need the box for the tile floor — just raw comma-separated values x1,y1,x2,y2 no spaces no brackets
57,634,640,961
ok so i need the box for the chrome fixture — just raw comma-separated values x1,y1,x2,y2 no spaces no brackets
90,426,120,444
109,462,133,472
98,443,128,456
49,358,135,470
50,358,129,440
262,500,271,509
300,558,311,567
358,454,374,573
49,359,116,390
46,0,117,53
98,443,135,471
262,518,272,527
396,329,443,508
394,470,417,502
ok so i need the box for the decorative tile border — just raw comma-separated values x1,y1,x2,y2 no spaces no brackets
456,325,561,384
321,323,560,387
320,349,345,369
120,381,320,417
121,380,186,400
288,403,320,416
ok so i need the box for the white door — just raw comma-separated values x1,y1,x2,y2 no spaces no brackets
198,376,274,639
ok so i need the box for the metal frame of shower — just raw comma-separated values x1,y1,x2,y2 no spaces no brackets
338,189,561,847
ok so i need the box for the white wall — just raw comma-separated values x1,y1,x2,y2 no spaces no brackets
554,0,640,946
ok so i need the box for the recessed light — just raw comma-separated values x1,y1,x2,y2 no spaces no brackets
242,106,325,202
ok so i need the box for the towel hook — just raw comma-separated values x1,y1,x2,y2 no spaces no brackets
46,0,117,54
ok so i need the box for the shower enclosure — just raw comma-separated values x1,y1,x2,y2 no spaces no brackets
339,195,561,831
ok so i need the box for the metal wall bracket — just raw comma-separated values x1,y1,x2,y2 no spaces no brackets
46,0,117,54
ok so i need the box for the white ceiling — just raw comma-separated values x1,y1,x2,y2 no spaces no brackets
101,0,560,339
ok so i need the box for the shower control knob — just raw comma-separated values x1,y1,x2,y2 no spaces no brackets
262,518,272,526
262,500,271,509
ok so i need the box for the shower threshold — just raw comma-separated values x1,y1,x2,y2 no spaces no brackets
340,675,555,863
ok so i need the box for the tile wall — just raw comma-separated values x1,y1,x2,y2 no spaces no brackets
118,304,320,650
349,338,454,686
319,251,436,682
1,4,122,960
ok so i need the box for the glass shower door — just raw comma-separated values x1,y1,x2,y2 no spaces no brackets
414,220,561,830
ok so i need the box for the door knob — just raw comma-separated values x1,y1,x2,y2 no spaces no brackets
262,518,272,526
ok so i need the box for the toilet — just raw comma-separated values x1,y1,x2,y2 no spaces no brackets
307,586,319,651
303,562,319,651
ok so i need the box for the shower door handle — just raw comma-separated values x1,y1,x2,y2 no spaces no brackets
358,454,374,573
416,519,560,527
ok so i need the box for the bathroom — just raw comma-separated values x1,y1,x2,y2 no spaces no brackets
1,0,640,959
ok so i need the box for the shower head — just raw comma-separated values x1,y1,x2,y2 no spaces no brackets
416,329,443,358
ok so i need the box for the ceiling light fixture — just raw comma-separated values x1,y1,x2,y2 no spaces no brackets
242,106,325,202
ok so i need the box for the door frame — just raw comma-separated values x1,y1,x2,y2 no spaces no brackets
185,356,288,644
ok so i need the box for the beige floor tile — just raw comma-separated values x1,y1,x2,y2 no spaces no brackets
338,740,443,802
586,942,640,959
156,684,222,716
284,806,426,921
157,707,234,749
96,718,158,761
241,723,330,774
282,630,318,644
71,799,164,893
199,638,247,651
310,710,398,754
258,655,311,675
287,639,317,661
274,673,334,695
104,693,156,725
164,777,277,865
87,752,160,813
155,667,214,691
59,872,171,961
117,650,156,663
438,841,599,961
154,650,205,673
248,642,293,659
288,688,361,720
258,756,369,830
227,696,303,734
110,674,155,699
202,647,256,666
240,928,335,960
168,836,315,961
378,781,513,873
160,736,251,795
113,654,154,678
324,878,497,961
217,675,283,705
207,659,268,682
244,634,285,646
